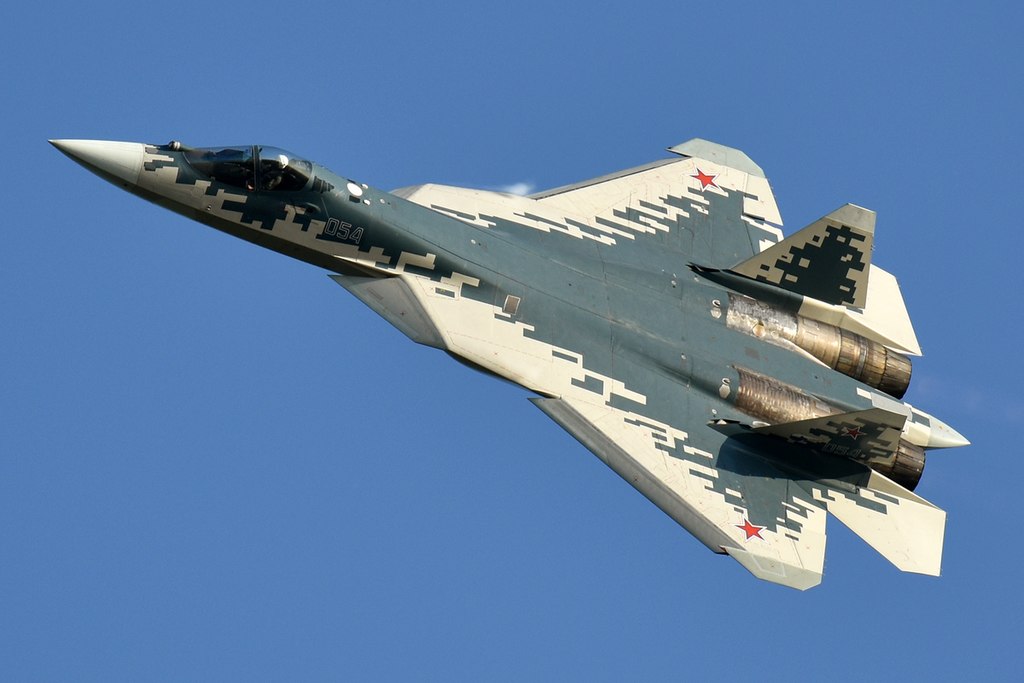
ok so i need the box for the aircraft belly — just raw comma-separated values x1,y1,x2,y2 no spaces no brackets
55,136,967,590
403,275,639,402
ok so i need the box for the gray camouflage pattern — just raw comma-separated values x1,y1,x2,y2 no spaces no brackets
51,136,968,590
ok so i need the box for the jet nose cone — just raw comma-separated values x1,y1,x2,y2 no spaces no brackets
50,139,145,187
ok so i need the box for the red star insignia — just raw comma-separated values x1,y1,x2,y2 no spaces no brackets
843,426,863,439
736,518,765,540
691,168,719,190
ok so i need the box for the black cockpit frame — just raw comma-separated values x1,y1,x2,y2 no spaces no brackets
183,145,312,193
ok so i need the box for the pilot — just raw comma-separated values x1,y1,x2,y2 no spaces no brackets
261,153,289,191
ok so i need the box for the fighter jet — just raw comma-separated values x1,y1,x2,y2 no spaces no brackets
52,137,968,589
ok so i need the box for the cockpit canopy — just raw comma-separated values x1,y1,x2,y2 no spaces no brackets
183,145,312,192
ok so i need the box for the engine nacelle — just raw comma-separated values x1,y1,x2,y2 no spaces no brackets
726,294,912,398
732,368,925,490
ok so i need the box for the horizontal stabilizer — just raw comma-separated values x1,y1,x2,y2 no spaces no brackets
732,204,875,308
797,264,922,356
804,469,945,576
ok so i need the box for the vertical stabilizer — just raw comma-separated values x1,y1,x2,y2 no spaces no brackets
733,204,875,308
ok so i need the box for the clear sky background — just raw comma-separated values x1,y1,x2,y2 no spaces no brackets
3,2,1022,680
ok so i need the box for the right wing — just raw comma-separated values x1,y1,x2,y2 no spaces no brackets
531,395,830,590
533,395,946,589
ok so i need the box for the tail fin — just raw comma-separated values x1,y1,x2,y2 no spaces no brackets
732,204,875,308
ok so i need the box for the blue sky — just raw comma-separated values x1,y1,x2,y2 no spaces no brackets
3,1,1022,680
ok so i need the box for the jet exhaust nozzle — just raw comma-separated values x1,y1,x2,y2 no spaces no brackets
732,367,926,491
726,294,912,399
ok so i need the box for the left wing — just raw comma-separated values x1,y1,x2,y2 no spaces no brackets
532,395,829,590
397,138,784,267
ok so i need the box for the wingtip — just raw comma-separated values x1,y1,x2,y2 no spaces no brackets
725,547,823,591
